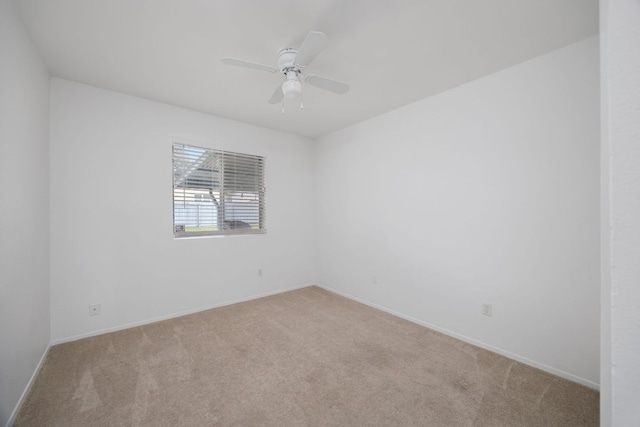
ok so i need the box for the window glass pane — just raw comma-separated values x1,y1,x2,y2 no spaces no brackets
173,143,265,236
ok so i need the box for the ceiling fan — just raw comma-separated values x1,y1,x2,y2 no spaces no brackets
221,31,349,108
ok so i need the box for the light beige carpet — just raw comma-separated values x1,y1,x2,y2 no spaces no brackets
16,286,598,426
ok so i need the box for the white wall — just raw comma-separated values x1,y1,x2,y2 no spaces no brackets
600,0,640,424
315,37,600,387
50,79,315,342
599,2,612,424
0,0,51,425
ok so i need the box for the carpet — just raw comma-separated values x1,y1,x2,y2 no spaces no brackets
15,286,598,426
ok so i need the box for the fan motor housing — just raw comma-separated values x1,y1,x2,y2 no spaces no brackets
278,48,298,71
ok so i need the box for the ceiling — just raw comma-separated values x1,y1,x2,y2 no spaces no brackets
14,0,598,139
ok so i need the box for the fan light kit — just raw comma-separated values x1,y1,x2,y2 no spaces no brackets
221,31,349,113
282,71,302,99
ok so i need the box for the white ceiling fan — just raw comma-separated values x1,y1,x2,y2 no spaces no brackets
221,31,349,108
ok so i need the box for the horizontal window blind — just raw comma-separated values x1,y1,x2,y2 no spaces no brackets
173,143,265,237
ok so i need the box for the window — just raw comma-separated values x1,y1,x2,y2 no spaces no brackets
173,143,265,237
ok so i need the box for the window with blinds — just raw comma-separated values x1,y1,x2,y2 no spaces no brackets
173,143,265,237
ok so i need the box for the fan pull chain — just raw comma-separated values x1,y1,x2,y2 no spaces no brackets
300,76,304,109
281,97,285,115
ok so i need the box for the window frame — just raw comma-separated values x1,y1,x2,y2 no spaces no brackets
172,141,266,238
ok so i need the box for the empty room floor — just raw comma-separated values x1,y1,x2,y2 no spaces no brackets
16,287,598,426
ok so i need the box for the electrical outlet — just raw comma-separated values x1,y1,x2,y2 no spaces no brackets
258,269,263,277
89,304,101,316
482,303,492,317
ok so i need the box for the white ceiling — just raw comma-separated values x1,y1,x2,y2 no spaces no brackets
15,0,598,138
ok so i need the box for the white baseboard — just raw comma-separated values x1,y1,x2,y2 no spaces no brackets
6,344,51,427
51,284,314,345
317,284,599,391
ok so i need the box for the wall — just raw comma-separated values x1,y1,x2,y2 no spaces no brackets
600,0,640,424
599,1,612,423
315,37,600,387
50,79,315,342
0,0,51,425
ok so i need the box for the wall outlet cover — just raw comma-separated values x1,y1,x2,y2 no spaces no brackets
482,303,493,317
89,304,101,316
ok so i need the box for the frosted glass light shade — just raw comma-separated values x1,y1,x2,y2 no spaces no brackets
282,79,301,99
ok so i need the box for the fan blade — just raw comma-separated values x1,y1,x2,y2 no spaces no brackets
294,31,328,67
221,58,278,73
268,85,284,104
304,75,349,95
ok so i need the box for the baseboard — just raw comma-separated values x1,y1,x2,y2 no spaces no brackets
49,282,599,390
317,284,600,391
51,283,314,345
6,344,51,427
